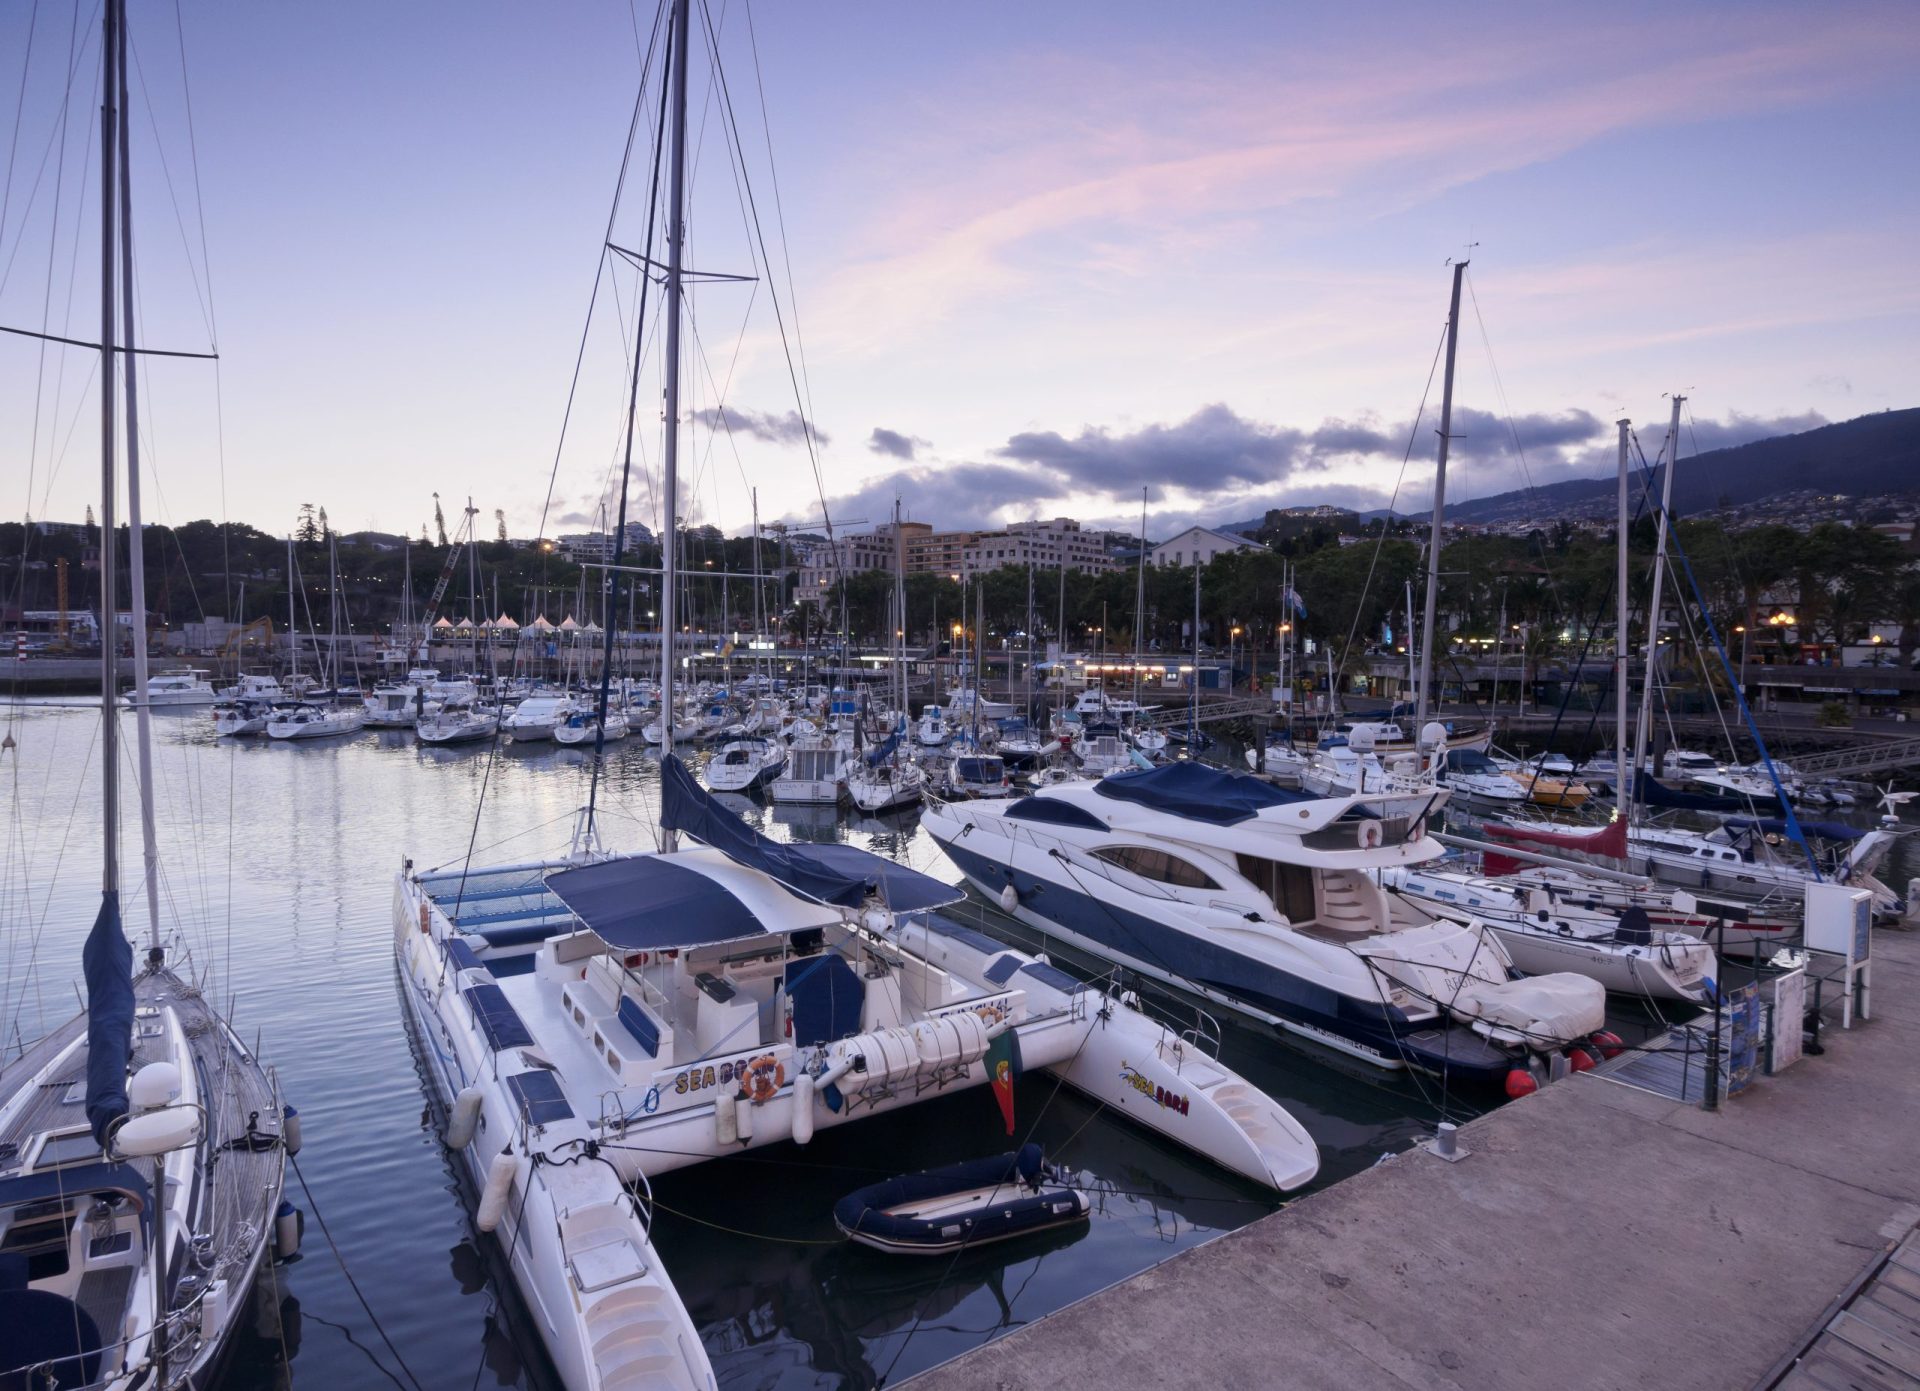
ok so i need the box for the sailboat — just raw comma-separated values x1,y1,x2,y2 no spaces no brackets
394,10,1320,1385
0,7,292,1382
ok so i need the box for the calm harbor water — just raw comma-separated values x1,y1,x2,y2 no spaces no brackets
4,697,1814,1389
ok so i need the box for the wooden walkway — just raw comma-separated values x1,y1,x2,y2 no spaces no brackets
1773,1230,1920,1390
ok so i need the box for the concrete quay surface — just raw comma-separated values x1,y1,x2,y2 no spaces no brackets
906,930,1920,1391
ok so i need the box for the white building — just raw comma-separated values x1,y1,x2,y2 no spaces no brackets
962,518,1113,577
556,533,616,564
1151,525,1264,567
794,530,896,605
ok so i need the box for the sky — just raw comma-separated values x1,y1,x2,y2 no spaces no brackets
3,0,1917,549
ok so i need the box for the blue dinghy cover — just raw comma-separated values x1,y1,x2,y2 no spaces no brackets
660,755,960,912
83,891,134,1147
1096,760,1310,826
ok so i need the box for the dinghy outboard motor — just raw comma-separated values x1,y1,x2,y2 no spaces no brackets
1016,1143,1045,1192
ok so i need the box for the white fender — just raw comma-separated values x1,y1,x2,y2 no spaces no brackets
715,1093,739,1145
792,1072,815,1145
999,884,1019,913
476,1152,517,1233
281,1104,303,1157
446,1088,484,1150
734,1095,754,1144
273,1201,302,1260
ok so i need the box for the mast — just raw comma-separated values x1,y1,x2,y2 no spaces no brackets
1630,397,1684,801
1190,563,1200,744
1413,258,1467,740
658,0,690,851
1615,417,1631,786
754,490,768,694
286,537,297,678
116,18,161,954
893,498,906,722
97,0,121,902
1133,488,1146,710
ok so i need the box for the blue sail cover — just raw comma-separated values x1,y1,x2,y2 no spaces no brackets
1727,816,1863,842
1634,773,1777,815
1096,760,1310,825
660,755,960,911
866,731,902,768
83,891,133,1147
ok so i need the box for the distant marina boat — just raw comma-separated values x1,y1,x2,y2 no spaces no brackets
123,667,217,707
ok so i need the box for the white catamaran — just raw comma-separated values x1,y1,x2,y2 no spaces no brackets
393,9,1320,1383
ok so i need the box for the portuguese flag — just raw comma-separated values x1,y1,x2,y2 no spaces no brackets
986,1030,1020,1136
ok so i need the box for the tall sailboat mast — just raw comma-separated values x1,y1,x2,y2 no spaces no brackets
96,0,122,906
1133,488,1146,710
1413,258,1466,741
116,15,162,956
1629,396,1684,800
658,0,691,852
1614,417,1631,793
893,498,907,720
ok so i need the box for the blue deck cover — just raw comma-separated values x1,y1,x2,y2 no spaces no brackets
547,855,771,951
1095,760,1309,825
506,1069,574,1126
463,983,535,1051
617,996,660,1057
1005,798,1108,832
659,755,961,912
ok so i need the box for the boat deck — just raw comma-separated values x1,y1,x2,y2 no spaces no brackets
904,925,1920,1391
0,968,283,1370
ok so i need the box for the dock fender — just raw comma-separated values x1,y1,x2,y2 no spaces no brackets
446,1087,484,1149
793,1071,815,1145
999,884,1019,913
476,1151,517,1233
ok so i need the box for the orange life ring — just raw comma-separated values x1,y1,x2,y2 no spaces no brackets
744,1054,784,1105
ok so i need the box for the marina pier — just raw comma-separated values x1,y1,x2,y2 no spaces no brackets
907,927,1920,1391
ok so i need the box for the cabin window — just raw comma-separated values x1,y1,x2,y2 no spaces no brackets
1236,854,1318,923
1092,846,1219,890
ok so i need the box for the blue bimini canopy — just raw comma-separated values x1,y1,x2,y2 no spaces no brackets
545,855,776,952
657,755,963,913
1096,760,1311,826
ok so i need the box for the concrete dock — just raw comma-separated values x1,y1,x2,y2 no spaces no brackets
906,929,1920,1391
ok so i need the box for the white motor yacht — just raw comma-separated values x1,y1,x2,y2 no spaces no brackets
217,672,285,702
395,758,1321,1391
770,738,845,805
943,753,1012,799
124,668,217,707
502,695,575,743
925,761,1607,1086
1436,747,1529,807
704,737,786,794
915,704,953,748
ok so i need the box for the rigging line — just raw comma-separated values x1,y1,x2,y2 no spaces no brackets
125,33,211,344
16,0,83,543
0,0,41,262
586,21,675,840
696,0,834,543
742,0,822,441
532,0,667,546
0,0,99,298
167,0,215,349
1337,321,1449,688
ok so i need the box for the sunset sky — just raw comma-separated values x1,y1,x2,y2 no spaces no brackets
3,0,1916,544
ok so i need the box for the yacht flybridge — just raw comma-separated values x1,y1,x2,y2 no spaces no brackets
925,762,1607,1085
396,759,1320,1390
